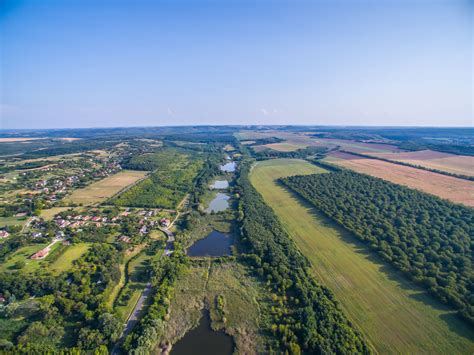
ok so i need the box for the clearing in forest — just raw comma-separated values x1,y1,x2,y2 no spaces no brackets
325,151,474,207
250,158,474,354
63,170,147,206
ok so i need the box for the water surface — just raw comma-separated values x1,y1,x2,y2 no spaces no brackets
210,180,229,189
219,161,236,173
205,193,230,213
172,310,233,355
187,230,233,257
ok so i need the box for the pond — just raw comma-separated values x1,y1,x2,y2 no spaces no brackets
187,230,233,257
172,309,233,355
219,161,236,173
205,193,230,213
210,180,229,189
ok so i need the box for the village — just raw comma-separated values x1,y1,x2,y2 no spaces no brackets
1,206,174,261
0,151,123,219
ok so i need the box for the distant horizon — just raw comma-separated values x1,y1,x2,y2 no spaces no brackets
1,123,473,133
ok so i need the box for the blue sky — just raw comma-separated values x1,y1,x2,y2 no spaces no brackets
0,0,472,129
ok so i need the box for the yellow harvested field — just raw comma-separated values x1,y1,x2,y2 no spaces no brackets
371,150,474,177
326,152,474,207
64,170,147,205
250,159,474,354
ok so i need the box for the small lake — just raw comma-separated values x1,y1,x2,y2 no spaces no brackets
172,309,233,355
187,230,233,257
210,180,229,189
219,161,236,173
205,193,230,213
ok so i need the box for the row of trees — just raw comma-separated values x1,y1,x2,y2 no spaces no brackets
236,159,370,354
123,246,188,352
340,150,474,181
282,170,474,324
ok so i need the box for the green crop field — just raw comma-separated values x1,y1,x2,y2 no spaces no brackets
250,158,474,354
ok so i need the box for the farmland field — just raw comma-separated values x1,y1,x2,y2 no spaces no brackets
237,130,404,154
250,158,474,354
325,151,474,207
63,170,147,206
371,149,474,176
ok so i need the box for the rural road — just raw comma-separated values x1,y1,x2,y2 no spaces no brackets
111,226,175,354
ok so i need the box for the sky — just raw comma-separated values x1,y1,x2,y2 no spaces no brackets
0,0,472,129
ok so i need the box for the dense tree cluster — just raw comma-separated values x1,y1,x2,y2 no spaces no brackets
282,171,474,324
236,160,370,354
253,146,328,160
113,150,203,208
0,244,123,352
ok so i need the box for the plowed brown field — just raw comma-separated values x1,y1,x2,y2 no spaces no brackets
326,152,474,207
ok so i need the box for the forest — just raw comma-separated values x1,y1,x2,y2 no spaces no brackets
252,146,328,160
282,170,474,324
236,159,370,354
112,150,203,209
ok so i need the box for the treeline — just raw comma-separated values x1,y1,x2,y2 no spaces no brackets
123,246,188,353
189,152,223,205
282,171,474,324
236,159,370,354
20,139,118,159
399,141,474,157
253,146,328,160
122,149,187,171
0,244,123,352
340,150,474,181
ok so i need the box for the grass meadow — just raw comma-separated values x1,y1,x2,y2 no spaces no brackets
63,170,147,206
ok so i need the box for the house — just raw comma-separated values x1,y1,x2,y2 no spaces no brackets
31,232,43,238
31,247,50,260
139,226,148,235
118,235,131,243
0,230,10,239
160,218,171,227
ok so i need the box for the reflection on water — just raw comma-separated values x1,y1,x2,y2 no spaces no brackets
172,309,233,355
219,161,236,172
205,193,230,213
210,180,229,189
187,230,233,257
